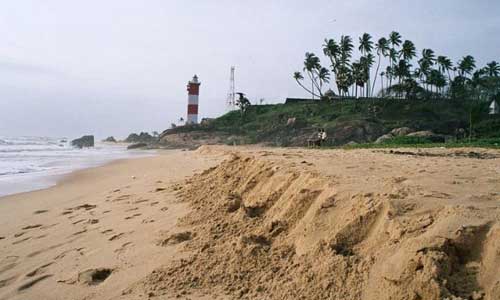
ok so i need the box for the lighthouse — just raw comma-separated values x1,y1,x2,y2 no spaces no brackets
186,75,201,124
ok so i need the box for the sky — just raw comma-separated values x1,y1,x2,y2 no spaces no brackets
1,0,499,139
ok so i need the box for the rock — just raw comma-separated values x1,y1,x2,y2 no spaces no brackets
71,135,94,148
127,143,148,149
375,134,394,144
330,119,384,145
406,131,447,143
345,141,358,146
103,136,117,143
124,132,155,143
390,127,414,136
406,130,435,138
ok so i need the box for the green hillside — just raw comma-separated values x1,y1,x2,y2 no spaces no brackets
165,98,500,148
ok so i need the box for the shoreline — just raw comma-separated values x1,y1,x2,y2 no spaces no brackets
0,147,157,199
0,148,224,300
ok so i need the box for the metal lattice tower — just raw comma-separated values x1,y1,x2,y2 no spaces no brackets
226,66,236,111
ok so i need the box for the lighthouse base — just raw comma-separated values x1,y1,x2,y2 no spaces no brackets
187,114,198,124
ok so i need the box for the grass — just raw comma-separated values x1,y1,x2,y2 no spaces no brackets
167,98,500,148
338,138,500,150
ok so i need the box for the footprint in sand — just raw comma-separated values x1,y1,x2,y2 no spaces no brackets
125,207,139,212
26,262,54,277
14,232,26,238
0,256,19,275
108,231,133,241
12,237,31,245
71,229,87,236
114,242,133,254
125,213,142,220
113,195,131,202
33,210,49,215
101,229,113,235
17,274,53,291
150,202,159,206
22,224,43,230
108,233,125,241
133,199,149,204
0,275,18,288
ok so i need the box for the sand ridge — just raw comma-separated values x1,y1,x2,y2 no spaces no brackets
0,146,499,300
132,146,500,300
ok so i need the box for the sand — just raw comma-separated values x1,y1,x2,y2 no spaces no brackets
0,146,499,300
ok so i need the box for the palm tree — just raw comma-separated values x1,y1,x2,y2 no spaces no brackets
393,59,412,97
458,55,476,77
484,61,500,77
361,53,375,97
389,31,402,50
421,49,436,65
387,48,399,88
388,31,402,88
339,35,354,64
400,40,416,61
372,37,389,96
437,55,453,83
359,33,374,96
317,67,331,92
293,72,320,98
337,35,354,96
322,38,341,93
303,52,322,98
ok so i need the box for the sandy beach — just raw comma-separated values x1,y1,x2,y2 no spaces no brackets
0,146,499,300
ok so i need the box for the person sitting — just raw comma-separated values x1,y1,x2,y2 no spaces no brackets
320,129,327,146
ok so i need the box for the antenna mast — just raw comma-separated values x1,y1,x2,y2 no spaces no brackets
226,66,236,111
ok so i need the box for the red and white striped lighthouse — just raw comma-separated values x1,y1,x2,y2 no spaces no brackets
186,75,201,124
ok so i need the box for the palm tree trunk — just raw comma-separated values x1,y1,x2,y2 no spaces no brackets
295,80,320,98
372,54,381,96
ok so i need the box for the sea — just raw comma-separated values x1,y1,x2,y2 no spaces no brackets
0,136,152,197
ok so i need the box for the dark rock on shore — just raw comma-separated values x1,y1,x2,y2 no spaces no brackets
127,143,148,149
71,135,94,148
103,136,117,143
124,132,156,144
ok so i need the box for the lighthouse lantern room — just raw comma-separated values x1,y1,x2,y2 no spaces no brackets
187,75,201,124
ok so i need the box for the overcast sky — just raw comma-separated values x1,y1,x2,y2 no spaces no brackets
1,0,499,139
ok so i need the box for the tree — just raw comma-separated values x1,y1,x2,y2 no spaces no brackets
322,38,341,94
293,72,320,98
458,55,476,77
372,37,389,96
235,93,251,116
303,52,322,99
437,55,453,83
388,31,402,88
400,40,416,61
485,61,500,77
359,33,374,97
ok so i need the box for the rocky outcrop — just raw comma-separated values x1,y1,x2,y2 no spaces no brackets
71,135,94,148
375,127,416,144
127,143,148,150
124,132,156,144
330,119,385,145
103,136,117,143
407,131,450,143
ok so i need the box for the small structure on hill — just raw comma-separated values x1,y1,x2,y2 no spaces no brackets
489,100,499,115
187,75,201,124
